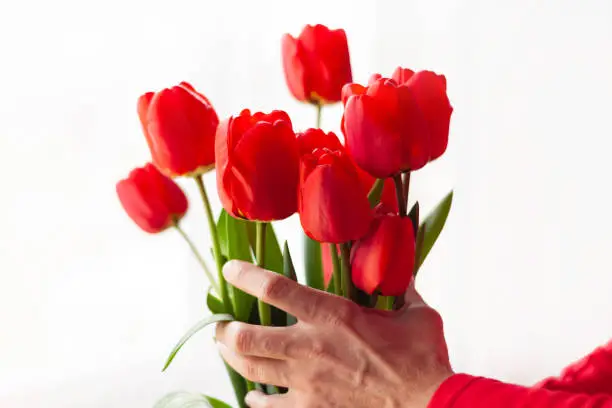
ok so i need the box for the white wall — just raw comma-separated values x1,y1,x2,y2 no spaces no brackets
1,0,611,406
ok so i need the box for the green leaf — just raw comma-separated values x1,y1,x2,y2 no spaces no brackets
304,233,324,290
223,212,256,322
282,241,297,282
282,242,297,325
367,178,385,208
206,287,225,314
153,392,234,408
415,191,453,273
162,314,234,371
204,396,234,408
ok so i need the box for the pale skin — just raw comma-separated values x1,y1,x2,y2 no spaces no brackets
216,261,453,408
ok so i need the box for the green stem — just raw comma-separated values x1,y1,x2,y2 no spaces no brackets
174,224,220,295
194,175,233,316
402,171,411,213
385,296,395,311
315,103,322,128
256,222,272,326
339,243,352,299
393,174,407,217
329,244,343,296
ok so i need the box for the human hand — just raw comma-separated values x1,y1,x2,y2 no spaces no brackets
216,261,453,408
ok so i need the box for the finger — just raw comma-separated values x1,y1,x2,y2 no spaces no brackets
403,280,426,307
216,321,308,360
218,343,291,387
223,261,358,325
245,391,292,408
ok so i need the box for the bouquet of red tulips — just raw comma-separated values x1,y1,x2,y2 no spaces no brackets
117,24,453,408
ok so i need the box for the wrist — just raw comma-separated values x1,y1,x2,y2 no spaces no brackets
413,368,454,408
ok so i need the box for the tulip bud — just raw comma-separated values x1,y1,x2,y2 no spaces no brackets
116,163,188,233
216,109,300,221
138,82,219,177
351,210,416,296
282,24,352,105
299,147,373,243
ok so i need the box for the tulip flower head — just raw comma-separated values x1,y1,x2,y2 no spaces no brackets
116,163,188,233
138,82,219,178
282,24,352,105
216,109,300,221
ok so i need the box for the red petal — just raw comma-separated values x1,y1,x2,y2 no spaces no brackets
405,71,453,161
229,119,299,221
351,214,415,295
391,67,415,85
296,128,343,156
344,95,404,178
281,33,308,102
298,152,372,243
147,85,218,176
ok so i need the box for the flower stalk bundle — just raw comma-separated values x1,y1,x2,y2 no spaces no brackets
116,24,454,408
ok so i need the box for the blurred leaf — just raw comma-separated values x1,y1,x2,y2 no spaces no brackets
415,191,453,274
204,396,233,408
224,212,256,322
162,314,234,371
304,233,324,290
206,287,225,314
282,242,297,282
154,391,233,408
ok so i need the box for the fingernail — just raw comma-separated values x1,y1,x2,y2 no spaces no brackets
245,391,261,405
222,260,239,280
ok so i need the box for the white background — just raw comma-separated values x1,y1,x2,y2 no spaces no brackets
1,0,611,406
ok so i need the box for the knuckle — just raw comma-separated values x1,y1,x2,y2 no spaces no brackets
232,325,253,354
324,300,356,327
260,275,290,302
244,361,263,382
308,339,329,360
262,337,287,357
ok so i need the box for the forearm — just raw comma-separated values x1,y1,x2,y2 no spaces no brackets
429,374,612,408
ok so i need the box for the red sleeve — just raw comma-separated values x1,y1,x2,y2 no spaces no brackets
428,374,612,408
537,341,612,395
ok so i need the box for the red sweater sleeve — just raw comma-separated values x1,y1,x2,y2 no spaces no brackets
428,374,612,408
537,341,612,395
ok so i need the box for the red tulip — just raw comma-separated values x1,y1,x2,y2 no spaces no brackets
216,109,300,221
297,127,398,212
116,163,188,233
351,209,415,296
138,82,219,177
299,147,372,243
342,76,429,178
282,24,352,104
392,68,453,161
